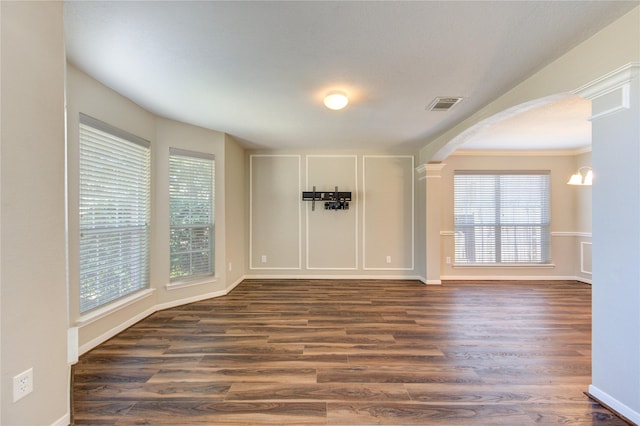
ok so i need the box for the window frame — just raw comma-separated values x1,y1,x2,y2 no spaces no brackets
453,170,551,266
168,147,216,282
78,113,151,314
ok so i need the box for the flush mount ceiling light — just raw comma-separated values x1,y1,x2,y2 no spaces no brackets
323,91,349,110
567,166,593,186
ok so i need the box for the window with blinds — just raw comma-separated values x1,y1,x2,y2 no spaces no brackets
169,148,215,280
454,171,551,265
79,114,151,313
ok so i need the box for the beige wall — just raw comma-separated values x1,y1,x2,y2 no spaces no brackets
224,135,247,286
1,2,69,425
66,65,158,350
573,151,592,283
153,117,227,302
438,153,588,280
66,65,238,354
248,153,417,277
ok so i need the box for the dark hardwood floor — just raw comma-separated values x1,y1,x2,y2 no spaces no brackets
73,279,629,425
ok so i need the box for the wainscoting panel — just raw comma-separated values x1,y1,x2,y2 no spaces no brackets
305,155,358,270
363,156,414,270
250,155,301,269
581,241,593,275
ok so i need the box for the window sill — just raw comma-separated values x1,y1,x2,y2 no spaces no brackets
453,263,556,268
165,276,217,291
76,288,155,327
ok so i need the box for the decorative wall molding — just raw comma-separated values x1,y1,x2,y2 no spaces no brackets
245,274,424,281
442,231,592,238
249,154,302,270
574,62,640,121
574,62,639,99
441,275,590,283
581,241,593,275
452,148,592,157
305,155,358,270
363,155,415,271
416,162,446,180
551,232,593,238
165,277,217,291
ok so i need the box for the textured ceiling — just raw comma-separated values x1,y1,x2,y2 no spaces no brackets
64,1,638,152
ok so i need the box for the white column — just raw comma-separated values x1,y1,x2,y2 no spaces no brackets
576,63,640,423
417,163,446,285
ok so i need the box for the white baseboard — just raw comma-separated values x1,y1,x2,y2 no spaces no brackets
588,384,640,425
78,276,247,357
440,275,591,283
79,306,156,356
244,274,424,281
50,412,70,426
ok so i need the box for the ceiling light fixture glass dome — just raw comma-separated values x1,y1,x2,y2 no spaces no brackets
324,91,349,110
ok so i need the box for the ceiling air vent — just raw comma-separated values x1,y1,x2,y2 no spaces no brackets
427,97,463,112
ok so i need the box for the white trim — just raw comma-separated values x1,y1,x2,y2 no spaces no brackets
249,154,302,270
551,231,592,238
155,288,229,312
165,276,217,291
416,163,446,176
78,277,247,356
75,288,155,327
441,275,589,282
305,155,358,270
453,263,556,269
576,276,592,285
574,63,639,121
245,274,424,281
362,155,415,271
581,241,593,275
588,385,640,425
589,84,630,121
442,230,593,238
79,306,156,355
574,62,640,99
50,412,70,426
452,148,591,157
67,327,78,364
363,267,415,271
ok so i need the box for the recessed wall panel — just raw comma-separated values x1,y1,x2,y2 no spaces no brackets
363,156,414,270
250,155,301,269
306,156,357,269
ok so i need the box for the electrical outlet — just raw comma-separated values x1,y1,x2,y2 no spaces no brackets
13,368,33,402
261,255,267,263
386,255,392,264
446,256,451,264
228,262,233,272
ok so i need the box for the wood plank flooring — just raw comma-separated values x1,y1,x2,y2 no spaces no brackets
73,279,629,425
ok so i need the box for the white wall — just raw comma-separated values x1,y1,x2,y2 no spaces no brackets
1,2,69,425
224,135,247,286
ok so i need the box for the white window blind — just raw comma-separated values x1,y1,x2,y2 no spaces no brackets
79,114,151,313
454,171,551,265
169,148,215,280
